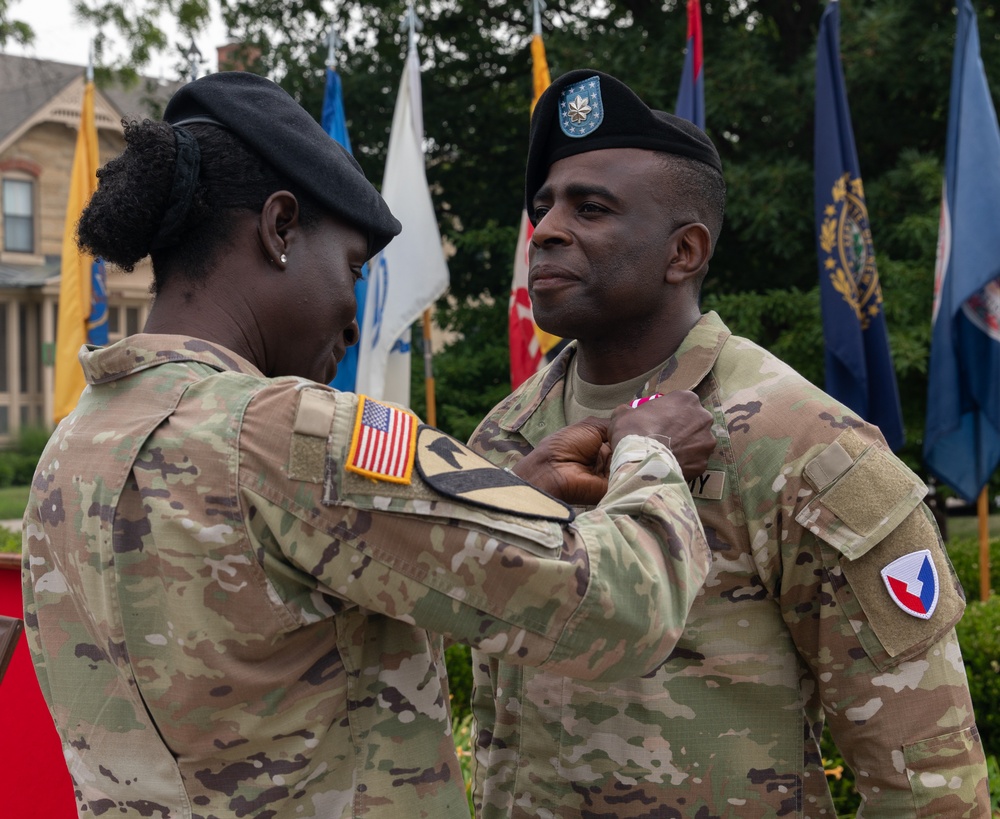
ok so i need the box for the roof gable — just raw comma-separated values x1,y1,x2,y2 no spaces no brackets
0,53,181,153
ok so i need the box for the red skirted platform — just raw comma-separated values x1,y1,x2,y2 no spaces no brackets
0,553,76,816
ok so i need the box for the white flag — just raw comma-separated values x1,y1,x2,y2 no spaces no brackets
356,45,449,405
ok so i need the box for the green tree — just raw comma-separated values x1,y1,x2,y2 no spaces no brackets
60,0,1000,486
0,0,34,48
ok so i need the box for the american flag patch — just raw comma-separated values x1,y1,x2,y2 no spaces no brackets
346,396,417,483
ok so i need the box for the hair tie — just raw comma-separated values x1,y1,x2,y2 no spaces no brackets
151,125,201,250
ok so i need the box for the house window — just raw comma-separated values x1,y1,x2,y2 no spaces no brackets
0,304,7,391
3,178,34,253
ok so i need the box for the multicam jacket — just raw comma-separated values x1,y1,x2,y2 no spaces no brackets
21,334,710,819
467,312,989,818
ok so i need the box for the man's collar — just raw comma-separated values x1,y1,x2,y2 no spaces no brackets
497,312,731,437
650,311,731,394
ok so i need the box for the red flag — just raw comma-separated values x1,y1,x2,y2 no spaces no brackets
509,32,562,389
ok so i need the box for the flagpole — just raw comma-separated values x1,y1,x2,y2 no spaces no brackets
326,25,341,68
978,487,991,602
533,0,545,34
422,311,436,426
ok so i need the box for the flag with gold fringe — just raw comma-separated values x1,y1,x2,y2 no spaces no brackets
924,0,1000,502
813,0,904,450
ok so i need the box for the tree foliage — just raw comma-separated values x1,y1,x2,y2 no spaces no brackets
0,0,34,48
17,0,1000,484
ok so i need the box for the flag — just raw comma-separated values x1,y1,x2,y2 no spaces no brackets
346,396,417,484
509,28,563,390
87,258,108,346
674,0,705,129
354,44,449,405
321,66,352,153
814,0,904,451
924,0,1000,503
321,65,367,393
54,75,100,423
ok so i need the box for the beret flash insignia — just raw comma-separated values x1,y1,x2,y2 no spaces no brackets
559,76,604,138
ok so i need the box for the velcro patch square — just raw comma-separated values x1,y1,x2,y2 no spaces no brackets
346,396,417,484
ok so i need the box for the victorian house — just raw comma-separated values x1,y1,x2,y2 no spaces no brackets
0,54,180,445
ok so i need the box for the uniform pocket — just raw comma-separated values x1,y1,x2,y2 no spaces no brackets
903,726,988,817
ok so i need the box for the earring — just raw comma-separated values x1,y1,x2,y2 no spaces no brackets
279,254,287,264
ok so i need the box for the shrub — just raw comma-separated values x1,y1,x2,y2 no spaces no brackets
948,535,1000,599
0,426,50,488
453,711,475,813
0,456,36,489
14,426,51,458
0,459,14,489
821,726,860,815
0,527,20,553
446,642,474,723
956,596,1000,762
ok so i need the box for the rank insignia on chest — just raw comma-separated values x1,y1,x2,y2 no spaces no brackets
880,549,939,619
346,396,417,484
559,76,604,138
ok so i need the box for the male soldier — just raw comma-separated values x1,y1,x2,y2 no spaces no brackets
467,69,990,817
22,72,715,819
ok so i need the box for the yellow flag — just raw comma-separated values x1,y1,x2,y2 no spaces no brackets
54,79,99,424
530,33,551,113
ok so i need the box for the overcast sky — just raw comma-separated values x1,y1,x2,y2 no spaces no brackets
7,0,228,77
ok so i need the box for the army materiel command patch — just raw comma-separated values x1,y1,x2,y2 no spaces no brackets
415,426,573,522
880,549,939,619
346,396,417,484
559,75,604,138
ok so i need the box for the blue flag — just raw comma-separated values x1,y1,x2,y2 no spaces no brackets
321,66,367,392
924,0,1000,503
814,0,904,451
87,258,108,346
321,67,352,153
674,0,705,129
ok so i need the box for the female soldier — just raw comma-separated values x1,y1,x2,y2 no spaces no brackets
22,71,714,818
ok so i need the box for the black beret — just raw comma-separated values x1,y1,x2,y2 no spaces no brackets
164,71,401,256
525,69,722,218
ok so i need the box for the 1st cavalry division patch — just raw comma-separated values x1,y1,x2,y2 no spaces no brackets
415,426,574,522
346,396,417,484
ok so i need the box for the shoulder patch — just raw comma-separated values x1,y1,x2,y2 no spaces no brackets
345,396,417,484
838,507,964,665
880,549,939,619
415,426,574,522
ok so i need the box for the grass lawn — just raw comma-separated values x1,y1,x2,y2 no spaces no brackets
946,511,1000,540
0,485,29,521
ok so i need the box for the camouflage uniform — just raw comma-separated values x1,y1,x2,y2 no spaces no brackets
468,312,989,818
22,335,710,819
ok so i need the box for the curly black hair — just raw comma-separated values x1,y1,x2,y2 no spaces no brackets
77,118,322,293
